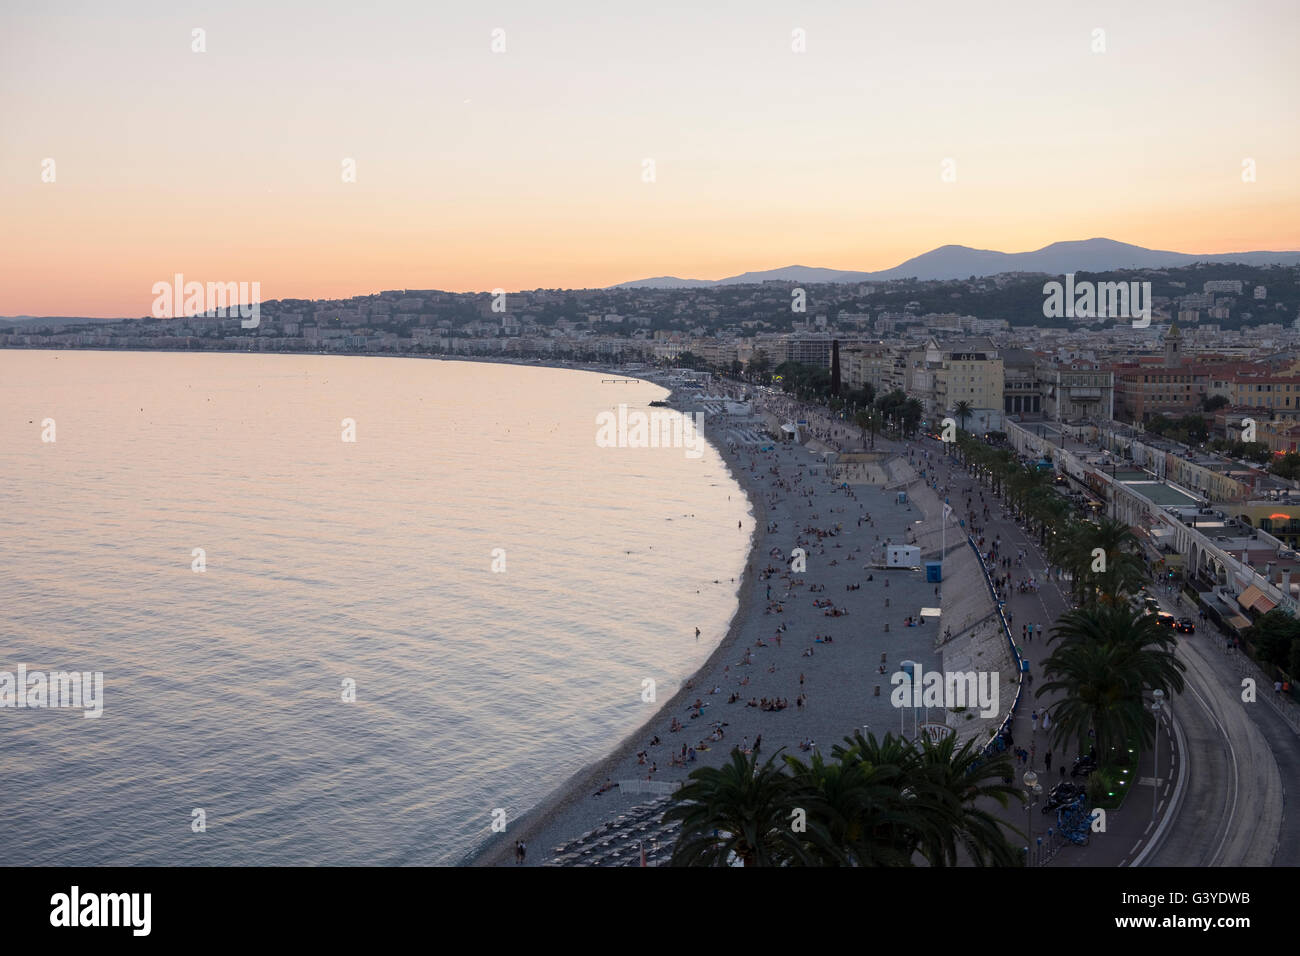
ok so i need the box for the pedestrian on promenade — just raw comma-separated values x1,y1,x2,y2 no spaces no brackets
1045,751,1052,772
1042,711,1050,733
1031,710,1039,733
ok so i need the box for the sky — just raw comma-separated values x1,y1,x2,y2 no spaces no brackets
2,0,1298,316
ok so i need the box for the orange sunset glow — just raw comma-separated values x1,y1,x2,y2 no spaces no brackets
2,0,1298,316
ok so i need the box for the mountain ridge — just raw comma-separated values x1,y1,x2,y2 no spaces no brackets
611,238,1300,288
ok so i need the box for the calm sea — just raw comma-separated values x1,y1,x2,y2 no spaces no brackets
0,350,750,865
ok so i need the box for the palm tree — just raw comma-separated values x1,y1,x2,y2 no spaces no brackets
965,438,997,490
663,746,816,866
1038,605,1186,759
780,748,913,866
1069,517,1147,606
854,409,880,450
1047,519,1091,602
665,730,1026,866
1000,465,1059,549
1004,464,1031,516
951,400,973,435
906,734,1024,867
902,398,924,438
1038,639,1144,761
1026,489,1069,548
833,730,1022,867
1049,604,1185,689
987,449,1016,498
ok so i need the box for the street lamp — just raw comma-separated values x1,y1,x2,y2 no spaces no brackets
1150,689,1165,822
1022,769,1042,865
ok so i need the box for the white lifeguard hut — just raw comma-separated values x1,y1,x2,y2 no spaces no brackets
886,545,921,568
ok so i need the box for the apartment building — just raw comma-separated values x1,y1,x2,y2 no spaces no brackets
905,338,1004,418
1002,349,1044,418
691,339,740,368
1112,324,1209,421
1204,280,1244,294
1255,420,1300,455
1227,375,1300,413
1041,363,1115,422
840,342,896,394
746,332,881,370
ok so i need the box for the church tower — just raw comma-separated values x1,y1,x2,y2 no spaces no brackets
1162,322,1182,368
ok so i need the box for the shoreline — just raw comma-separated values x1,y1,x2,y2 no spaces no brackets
9,348,1002,865
0,345,642,378
10,346,757,868
468,393,969,867
462,384,768,866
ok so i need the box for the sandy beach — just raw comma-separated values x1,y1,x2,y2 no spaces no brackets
469,384,1013,866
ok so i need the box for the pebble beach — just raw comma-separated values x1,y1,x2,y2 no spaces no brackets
470,384,1014,866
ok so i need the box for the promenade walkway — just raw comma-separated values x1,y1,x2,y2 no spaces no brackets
777,400,1184,866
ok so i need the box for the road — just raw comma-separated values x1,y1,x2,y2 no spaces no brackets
752,397,1300,867
1140,587,1295,867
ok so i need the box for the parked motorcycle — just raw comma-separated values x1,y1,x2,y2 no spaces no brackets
1070,754,1098,778
1042,781,1086,812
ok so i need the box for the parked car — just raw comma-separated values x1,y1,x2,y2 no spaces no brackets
1134,593,1160,615
1147,610,1177,629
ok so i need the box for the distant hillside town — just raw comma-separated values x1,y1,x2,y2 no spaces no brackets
7,259,1300,677
4,262,1297,365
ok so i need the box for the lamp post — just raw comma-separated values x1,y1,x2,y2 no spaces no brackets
1150,689,1165,822
1023,769,1042,865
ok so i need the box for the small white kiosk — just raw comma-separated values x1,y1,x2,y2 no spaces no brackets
885,545,921,569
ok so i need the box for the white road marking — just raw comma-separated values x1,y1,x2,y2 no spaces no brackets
1184,678,1240,867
